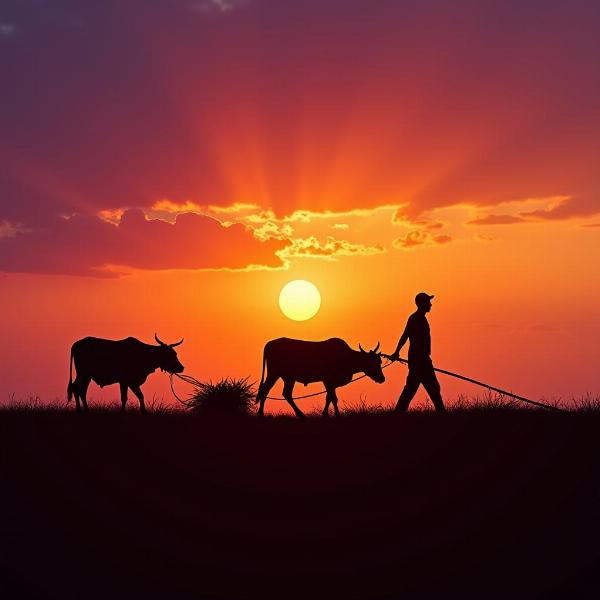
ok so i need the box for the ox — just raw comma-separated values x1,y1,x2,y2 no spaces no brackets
256,338,385,418
67,334,184,412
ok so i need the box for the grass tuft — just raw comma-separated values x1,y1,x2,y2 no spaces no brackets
449,392,522,411
186,377,256,416
569,393,600,412
343,395,389,415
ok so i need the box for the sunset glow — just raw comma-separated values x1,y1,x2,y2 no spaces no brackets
2,4,599,598
0,1,598,412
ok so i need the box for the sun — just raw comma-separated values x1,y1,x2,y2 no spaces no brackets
279,280,321,321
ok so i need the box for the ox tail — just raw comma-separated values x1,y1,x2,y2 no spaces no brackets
255,345,267,404
67,346,74,402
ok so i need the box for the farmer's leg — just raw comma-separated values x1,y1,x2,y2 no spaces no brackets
394,369,420,412
422,365,445,412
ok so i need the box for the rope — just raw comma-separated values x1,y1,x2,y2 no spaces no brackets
168,361,394,404
168,372,204,408
381,355,565,412
265,359,394,400
168,356,564,412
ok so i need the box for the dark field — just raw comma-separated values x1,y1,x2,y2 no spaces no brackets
1,409,599,599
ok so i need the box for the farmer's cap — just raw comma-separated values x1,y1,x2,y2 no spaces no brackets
415,292,434,305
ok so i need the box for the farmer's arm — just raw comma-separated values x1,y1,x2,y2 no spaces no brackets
390,318,411,361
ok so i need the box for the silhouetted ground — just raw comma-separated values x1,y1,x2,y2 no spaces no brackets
1,408,599,599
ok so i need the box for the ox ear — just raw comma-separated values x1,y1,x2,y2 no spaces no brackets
170,338,184,348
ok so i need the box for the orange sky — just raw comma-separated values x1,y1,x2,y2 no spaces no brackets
2,211,598,411
0,1,599,410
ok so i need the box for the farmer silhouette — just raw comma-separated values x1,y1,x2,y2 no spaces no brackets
389,293,445,412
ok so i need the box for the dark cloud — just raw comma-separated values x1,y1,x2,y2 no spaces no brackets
392,209,445,230
0,23,16,37
468,193,600,224
407,126,600,220
0,210,287,277
189,0,249,15
434,234,452,245
468,214,527,225
519,193,599,221
0,220,14,237
393,231,452,249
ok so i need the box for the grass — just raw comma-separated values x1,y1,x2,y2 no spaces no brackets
1,395,599,599
569,392,600,412
3,386,599,414
4,392,179,413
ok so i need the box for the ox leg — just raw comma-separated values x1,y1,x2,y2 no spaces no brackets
326,386,341,418
71,378,81,411
256,374,278,418
322,395,331,417
119,383,128,412
78,377,90,411
283,379,305,418
130,385,147,413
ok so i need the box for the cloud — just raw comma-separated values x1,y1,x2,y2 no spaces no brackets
466,195,596,225
154,202,398,246
476,234,495,242
189,0,248,15
518,194,599,221
0,209,287,277
79,199,395,276
392,209,446,231
251,221,294,242
235,206,397,226
0,23,16,38
97,208,125,224
279,236,385,261
406,131,600,221
468,214,527,225
393,231,453,249
151,199,204,214
206,202,261,214
434,234,452,245
147,203,385,228
0,220,17,238
416,220,444,230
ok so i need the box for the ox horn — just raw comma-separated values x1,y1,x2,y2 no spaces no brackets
155,333,166,346
170,338,184,348
359,343,366,353
373,341,381,353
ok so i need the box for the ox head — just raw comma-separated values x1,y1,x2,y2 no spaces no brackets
154,333,185,374
358,342,385,384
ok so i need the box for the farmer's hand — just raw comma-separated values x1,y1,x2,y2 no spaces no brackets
388,351,400,362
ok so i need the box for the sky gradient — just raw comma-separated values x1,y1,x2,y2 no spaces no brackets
1,1,599,410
